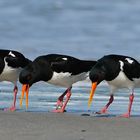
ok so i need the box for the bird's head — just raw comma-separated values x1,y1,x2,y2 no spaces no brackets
19,58,53,109
19,61,41,109
19,62,40,87
88,62,107,107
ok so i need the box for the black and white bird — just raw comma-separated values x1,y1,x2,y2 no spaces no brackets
0,49,31,111
88,54,140,118
19,54,96,112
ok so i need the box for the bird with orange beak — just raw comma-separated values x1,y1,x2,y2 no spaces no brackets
88,54,140,118
19,54,96,112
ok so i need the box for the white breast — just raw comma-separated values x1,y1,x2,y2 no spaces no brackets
48,71,89,87
0,60,22,84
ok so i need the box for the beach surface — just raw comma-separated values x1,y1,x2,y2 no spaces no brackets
0,111,140,140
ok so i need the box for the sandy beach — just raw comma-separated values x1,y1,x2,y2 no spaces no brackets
0,111,139,140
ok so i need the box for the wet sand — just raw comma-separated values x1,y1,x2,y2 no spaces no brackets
0,111,140,140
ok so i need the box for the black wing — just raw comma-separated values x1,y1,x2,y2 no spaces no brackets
5,55,31,68
123,58,140,80
0,58,5,74
50,55,80,75
50,55,96,75
104,54,140,81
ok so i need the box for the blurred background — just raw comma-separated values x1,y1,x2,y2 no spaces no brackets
0,0,140,60
0,0,140,115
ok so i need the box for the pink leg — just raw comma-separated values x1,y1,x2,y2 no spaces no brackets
53,87,72,113
120,93,134,118
96,95,114,114
55,89,68,109
4,85,18,111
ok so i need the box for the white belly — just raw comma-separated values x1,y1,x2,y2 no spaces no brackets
107,71,140,94
48,72,89,87
107,71,135,89
0,64,22,84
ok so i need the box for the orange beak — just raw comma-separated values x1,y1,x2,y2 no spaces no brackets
20,84,29,109
88,82,97,107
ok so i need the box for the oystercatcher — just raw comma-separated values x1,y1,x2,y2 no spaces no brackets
19,54,96,112
88,54,140,118
0,49,31,111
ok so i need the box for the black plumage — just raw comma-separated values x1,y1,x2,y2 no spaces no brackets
19,54,96,112
89,54,140,117
0,49,31,111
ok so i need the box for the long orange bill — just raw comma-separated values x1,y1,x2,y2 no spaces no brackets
88,82,97,107
20,84,30,109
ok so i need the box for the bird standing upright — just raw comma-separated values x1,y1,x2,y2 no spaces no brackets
0,49,31,111
19,54,96,112
88,54,140,118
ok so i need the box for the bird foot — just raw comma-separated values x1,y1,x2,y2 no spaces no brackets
119,113,130,118
52,109,66,113
4,106,16,112
96,108,108,114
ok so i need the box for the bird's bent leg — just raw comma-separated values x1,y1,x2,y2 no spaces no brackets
96,94,114,114
55,89,69,109
53,87,72,113
60,89,72,112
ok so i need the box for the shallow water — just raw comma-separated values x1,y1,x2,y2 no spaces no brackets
0,81,140,117
0,0,140,116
